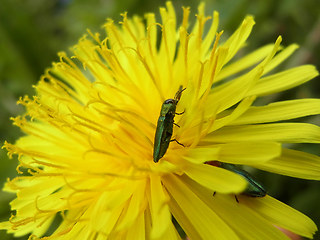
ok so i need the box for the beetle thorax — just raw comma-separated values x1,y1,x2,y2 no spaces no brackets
160,99,177,116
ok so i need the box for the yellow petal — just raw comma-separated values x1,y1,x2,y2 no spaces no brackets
0,221,10,231
217,141,281,164
157,2,178,93
159,2,177,66
185,141,280,165
208,64,263,113
90,189,129,234
167,193,202,240
116,180,146,230
208,123,320,143
145,13,157,54
126,214,146,240
202,11,219,58
253,148,320,180
31,215,56,237
258,36,282,68
248,65,319,96
231,98,320,125
164,174,240,240
59,217,91,239
263,44,299,75
187,2,206,60
218,44,274,81
0,214,56,238
244,195,317,239
209,96,256,132
12,177,64,201
89,192,112,231
12,190,66,218
183,146,220,163
149,175,171,239
183,162,247,193
155,222,181,240
182,175,291,240
222,16,255,64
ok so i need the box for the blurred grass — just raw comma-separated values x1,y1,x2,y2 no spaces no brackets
0,0,319,239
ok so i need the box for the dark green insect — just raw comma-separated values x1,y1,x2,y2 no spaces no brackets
153,86,186,163
214,162,266,202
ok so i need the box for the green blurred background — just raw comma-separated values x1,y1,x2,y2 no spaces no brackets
0,0,319,239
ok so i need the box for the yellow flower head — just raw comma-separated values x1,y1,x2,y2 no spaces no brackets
1,2,319,239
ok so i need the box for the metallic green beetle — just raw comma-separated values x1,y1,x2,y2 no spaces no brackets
153,86,186,163
219,162,267,201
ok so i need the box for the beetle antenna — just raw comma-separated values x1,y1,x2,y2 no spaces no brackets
174,85,186,102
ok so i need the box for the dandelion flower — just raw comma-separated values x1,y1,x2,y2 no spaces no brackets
1,2,320,239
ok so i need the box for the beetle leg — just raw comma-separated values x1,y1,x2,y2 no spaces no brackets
213,191,216,197
175,110,185,115
170,138,185,147
173,122,180,128
234,195,239,203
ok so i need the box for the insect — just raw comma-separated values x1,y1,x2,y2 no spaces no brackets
212,162,267,202
153,86,186,163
